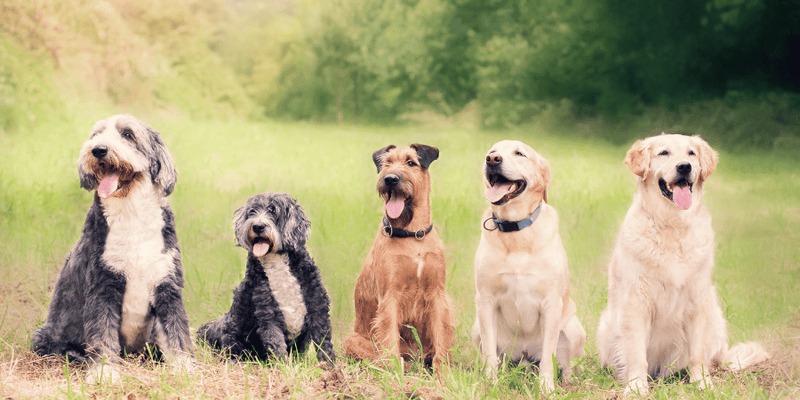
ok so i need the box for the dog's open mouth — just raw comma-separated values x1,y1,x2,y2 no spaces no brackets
485,173,526,205
385,192,407,220
95,160,139,199
659,178,694,210
252,237,272,257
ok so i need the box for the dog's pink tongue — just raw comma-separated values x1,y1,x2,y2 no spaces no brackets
97,175,119,199
386,199,405,219
485,182,513,204
674,186,692,210
253,242,270,257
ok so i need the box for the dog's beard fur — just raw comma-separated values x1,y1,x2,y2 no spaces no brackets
80,155,144,199
243,218,280,257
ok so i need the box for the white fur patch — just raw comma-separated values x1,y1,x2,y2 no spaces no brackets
259,253,307,340
101,179,173,351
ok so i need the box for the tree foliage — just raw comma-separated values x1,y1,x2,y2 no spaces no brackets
1,0,797,148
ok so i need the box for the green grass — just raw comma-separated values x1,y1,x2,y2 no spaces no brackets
1,113,798,398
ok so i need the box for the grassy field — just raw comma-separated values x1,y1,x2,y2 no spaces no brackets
1,112,798,398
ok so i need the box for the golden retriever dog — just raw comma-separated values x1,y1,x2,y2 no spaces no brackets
597,134,770,394
473,140,586,392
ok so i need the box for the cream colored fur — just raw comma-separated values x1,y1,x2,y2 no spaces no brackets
473,140,586,393
597,134,769,394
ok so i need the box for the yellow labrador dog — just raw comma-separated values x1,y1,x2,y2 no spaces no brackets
597,134,770,394
473,140,586,392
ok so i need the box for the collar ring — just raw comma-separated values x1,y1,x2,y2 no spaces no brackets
482,217,498,231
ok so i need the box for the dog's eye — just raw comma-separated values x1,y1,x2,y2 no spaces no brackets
247,209,257,217
688,150,696,156
121,128,134,141
267,205,277,214
515,151,525,157
658,150,669,156
406,160,417,167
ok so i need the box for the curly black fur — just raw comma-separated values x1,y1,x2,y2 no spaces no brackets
197,192,335,366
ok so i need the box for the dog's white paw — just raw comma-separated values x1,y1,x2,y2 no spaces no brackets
690,371,714,390
623,377,649,395
483,357,499,382
538,374,556,393
171,354,195,374
86,363,121,385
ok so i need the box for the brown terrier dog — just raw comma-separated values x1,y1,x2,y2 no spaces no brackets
344,144,454,375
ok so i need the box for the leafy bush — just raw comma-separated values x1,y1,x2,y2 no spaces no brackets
0,0,255,122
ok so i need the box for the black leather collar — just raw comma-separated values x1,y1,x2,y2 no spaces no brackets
483,202,543,232
382,217,433,240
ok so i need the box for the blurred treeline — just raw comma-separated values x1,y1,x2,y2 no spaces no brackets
2,0,799,151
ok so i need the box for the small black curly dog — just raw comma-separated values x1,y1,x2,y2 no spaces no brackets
197,192,335,365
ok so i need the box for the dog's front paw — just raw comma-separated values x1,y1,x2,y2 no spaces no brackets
690,371,714,391
170,353,195,374
431,353,451,384
86,362,121,385
538,373,556,394
266,341,288,361
482,356,499,381
623,377,649,395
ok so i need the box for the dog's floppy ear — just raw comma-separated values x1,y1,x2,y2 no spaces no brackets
410,144,439,169
148,128,178,196
372,145,396,173
536,155,552,203
232,206,246,248
693,135,719,181
624,139,651,179
281,195,311,252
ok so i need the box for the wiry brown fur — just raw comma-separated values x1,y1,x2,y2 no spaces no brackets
344,144,454,376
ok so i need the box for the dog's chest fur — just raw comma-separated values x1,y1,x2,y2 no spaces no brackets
481,253,552,335
101,183,173,349
259,253,307,339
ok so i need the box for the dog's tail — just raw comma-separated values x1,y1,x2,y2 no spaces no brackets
720,341,770,371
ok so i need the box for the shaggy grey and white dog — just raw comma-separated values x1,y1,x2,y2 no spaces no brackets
197,192,335,366
31,114,193,383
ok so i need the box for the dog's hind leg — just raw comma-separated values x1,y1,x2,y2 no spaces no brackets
556,316,586,380
31,326,87,363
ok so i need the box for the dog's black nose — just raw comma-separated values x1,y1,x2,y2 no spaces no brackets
486,153,502,166
92,146,108,159
676,162,692,175
252,224,265,235
384,174,400,187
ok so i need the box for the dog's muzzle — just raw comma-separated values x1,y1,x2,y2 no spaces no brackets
658,162,694,210
90,145,128,199
250,224,274,257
